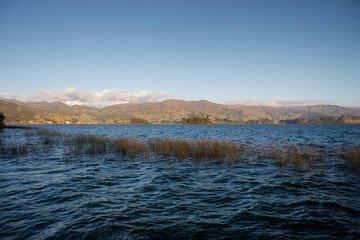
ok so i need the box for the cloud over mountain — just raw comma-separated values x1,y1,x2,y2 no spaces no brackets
0,88,172,106
225,98,331,107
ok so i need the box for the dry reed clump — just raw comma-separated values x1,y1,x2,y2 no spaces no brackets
4,127,360,173
27,128,63,146
270,144,327,170
0,141,28,156
205,139,224,160
70,134,147,156
113,137,146,156
34,128,62,137
148,138,190,158
43,135,56,145
148,138,240,161
344,147,360,173
73,134,109,154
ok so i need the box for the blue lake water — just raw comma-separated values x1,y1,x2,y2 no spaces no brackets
26,123,360,146
0,124,360,239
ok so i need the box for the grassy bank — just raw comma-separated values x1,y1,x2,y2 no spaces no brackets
0,127,359,173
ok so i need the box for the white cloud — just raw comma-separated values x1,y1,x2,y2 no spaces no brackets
225,98,332,107
0,88,172,106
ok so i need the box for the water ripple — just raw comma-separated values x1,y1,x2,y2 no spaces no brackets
1,125,360,239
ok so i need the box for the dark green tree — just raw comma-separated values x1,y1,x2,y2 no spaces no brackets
130,118,151,124
182,116,215,124
0,112,5,129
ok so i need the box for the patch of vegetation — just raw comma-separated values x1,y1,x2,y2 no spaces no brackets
270,144,329,171
2,127,360,174
130,118,151,124
246,118,274,124
345,147,360,172
182,116,215,124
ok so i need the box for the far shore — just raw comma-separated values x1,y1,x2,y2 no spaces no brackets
3,122,360,125
3,125,39,129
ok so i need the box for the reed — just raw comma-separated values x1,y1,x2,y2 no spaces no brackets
34,128,62,137
172,138,190,158
2,127,359,173
269,144,328,171
224,140,239,161
148,138,241,161
344,147,360,173
271,144,287,166
113,137,146,156
74,134,109,154
149,138,190,158
43,135,55,145
0,141,28,156
189,139,204,159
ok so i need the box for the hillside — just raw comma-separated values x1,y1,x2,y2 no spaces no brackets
279,115,360,124
0,100,76,124
252,105,360,120
1,99,360,124
5,99,270,124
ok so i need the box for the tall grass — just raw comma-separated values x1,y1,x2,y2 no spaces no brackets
113,137,146,156
0,141,28,156
1,127,359,173
73,134,109,154
148,138,240,161
344,147,360,173
270,144,327,171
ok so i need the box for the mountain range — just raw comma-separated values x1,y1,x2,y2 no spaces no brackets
1,99,360,124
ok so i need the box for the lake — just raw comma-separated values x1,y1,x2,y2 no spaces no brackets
0,124,359,239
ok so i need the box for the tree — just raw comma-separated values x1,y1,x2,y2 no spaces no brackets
182,116,215,124
0,112,5,129
130,118,151,124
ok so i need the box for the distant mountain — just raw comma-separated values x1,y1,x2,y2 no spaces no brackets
0,100,76,124
1,99,360,124
5,99,95,113
101,99,272,124
251,105,360,120
279,115,360,124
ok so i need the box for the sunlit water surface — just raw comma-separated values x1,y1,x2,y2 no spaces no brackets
1,124,359,239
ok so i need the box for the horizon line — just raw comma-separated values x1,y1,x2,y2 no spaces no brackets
1,97,359,109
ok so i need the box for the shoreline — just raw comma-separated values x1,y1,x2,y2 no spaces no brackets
4,125,39,129
3,122,360,125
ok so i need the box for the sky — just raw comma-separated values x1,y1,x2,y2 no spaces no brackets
0,0,359,107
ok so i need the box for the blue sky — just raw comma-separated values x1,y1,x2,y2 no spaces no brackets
0,0,359,106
